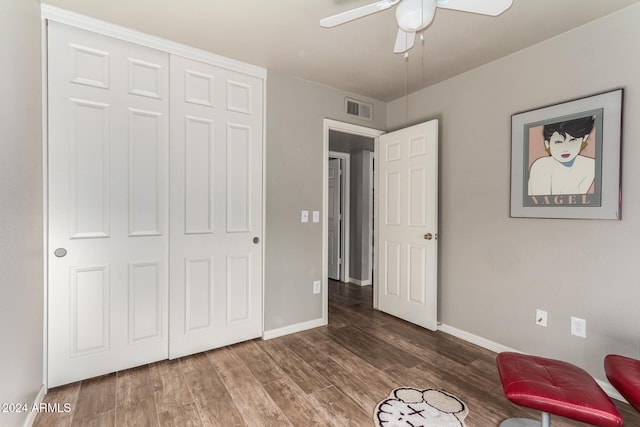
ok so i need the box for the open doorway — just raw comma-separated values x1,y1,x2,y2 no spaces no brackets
322,120,384,322
329,138,373,286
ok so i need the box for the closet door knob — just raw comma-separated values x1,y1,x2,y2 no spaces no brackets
253,237,260,244
54,248,67,258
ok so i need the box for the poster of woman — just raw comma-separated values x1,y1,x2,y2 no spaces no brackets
524,113,602,208
510,89,622,219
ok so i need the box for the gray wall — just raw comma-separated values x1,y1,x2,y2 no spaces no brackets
265,71,385,331
387,4,640,381
0,0,44,426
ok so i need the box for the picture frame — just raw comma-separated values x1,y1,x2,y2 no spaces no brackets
510,89,623,219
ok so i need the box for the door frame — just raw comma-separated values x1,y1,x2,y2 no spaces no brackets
328,151,350,283
322,119,384,323
367,152,375,287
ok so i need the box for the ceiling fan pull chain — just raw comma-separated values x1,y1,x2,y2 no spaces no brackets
405,52,410,128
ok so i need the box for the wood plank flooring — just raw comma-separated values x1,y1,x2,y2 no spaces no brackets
35,280,640,426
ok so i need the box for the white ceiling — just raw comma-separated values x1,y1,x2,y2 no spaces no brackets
46,0,640,102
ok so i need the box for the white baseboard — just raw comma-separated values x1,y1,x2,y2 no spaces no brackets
437,323,519,355
23,384,46,427
347,277,371,286
437,323,628,404
262,317,327,340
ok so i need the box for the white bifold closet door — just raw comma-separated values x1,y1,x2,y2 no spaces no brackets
47,21,264,386
168,55,263,359
47,21,170,387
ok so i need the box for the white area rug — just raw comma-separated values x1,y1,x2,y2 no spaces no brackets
374,387,468,427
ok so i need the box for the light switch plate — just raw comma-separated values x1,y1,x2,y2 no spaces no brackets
301,210,309,223
312,211,320,223
536,309,547,327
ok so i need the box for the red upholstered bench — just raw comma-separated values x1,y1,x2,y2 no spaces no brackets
496,352,623,427
605,354,640,413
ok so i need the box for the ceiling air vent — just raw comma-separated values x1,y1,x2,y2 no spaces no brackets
345,97,373,121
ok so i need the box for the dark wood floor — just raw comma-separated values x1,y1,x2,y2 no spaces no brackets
35,280,640,426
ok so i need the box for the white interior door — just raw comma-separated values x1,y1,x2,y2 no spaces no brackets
169,55,263,359
376,120,438,330
328,158,342,280
47,22,169,387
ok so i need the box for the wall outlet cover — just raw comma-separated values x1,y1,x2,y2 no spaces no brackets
571,316,586,338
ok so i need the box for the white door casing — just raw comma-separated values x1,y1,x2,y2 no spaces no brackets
376,120,438,330
47,22,170,387
168,55,264,359
328,158,341,280
322,120,384,323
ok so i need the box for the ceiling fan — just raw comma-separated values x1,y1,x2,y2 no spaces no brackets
320,0,513,53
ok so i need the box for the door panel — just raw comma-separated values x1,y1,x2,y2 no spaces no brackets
376,120,438,330
169,55,263,359
384,242,401,296
227,255,252,322
128,109,164,236
70,265,109,354
184,116,214,234
69,99,110,238
227,124,252,232
47,22,169,387
129,262,162,342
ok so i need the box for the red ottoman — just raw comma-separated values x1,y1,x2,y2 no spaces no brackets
605,354,640,413
496,352,623,427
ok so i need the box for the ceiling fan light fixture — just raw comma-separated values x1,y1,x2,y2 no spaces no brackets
320,0,515,54
396,0,437,32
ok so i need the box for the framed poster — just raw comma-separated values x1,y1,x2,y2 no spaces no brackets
510,89,623,219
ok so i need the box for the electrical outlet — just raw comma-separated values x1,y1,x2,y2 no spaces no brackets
536,309,548,327
571,317,586,338
313,280,321,294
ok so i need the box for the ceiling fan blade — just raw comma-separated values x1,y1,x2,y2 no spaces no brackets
394,28,416,53
320,0,401,28
436,0,513,16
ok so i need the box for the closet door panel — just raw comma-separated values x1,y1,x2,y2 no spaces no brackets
48,21,169,387
169,55,263,358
